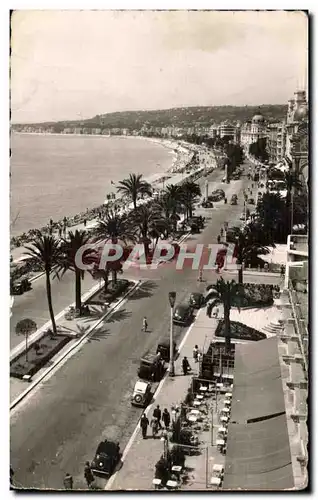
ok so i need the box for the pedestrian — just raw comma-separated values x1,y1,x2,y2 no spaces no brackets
63,216,67,226
83,218,87,228
50,218,53,226
217,235,221,244
220,228,224,237
63,472,73,490
206,302,212,318
153,405,163,430
193,344,199,362
280,264,285,277
140,413,149,439
84,461,94,489
162,408,171,429
58,226,62,238
142,316,148,332
182,356,191,376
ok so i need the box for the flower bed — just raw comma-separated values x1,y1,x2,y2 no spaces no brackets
10,332,72,379
215,320,267,341
87,279,131,306
232,283,274,308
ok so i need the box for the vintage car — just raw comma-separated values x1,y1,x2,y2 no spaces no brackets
10,278,32,295
201,199,214,208
208,189,225,202
156,337,177,362
91,440,121,477
248,198,255,205
189,292,205,309
173,303,194,326
131,380,152,407
138,351,165,382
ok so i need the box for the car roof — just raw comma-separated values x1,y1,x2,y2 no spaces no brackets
96,440,118,455
134,380,149,392
190,292,202,297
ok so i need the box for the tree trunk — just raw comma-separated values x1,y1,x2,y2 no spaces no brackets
103,271,109,292
133,196,137,210
224,304,231,353
75,270,82,312
46,269,57,334
112,269,117,284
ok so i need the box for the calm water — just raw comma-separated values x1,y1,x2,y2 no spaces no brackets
10,134,173,236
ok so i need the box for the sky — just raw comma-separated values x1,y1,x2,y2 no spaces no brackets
10,10,308,123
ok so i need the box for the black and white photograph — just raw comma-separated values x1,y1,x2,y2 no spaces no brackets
8,6,309,492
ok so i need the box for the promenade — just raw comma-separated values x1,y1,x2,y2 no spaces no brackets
10,162,260,490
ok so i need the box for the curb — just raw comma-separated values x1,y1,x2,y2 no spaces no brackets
10,279,141,411
225,270,279,278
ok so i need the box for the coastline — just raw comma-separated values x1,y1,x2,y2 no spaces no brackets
10,134,195,249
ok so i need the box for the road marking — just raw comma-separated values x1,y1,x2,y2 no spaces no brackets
10,280,141,412
105,308,202,490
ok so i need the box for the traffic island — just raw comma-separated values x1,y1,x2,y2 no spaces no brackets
10,332,72,380
215,320,267,342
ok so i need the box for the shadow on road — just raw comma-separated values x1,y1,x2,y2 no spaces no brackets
87,326,111,343
105,308,132,324
127,280,158,301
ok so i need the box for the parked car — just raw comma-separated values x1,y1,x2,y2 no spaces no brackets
208,189,225,202
173,303,194,326
189,292,205,309
239,213,246,220
131,380,152,407
156,337,177,362
248,198,255,205
188,216,205,229
10,278,31,295
138,351,165,382
201,200,214,208
91,440,121,477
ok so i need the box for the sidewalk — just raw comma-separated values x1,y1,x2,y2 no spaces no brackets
108,310,222,491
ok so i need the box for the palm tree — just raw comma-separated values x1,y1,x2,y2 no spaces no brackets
93,210,135,283
179,181,201,219
256,192,286,242
25,235,62,334
206,277,242,353
59,230,95,314
232,223,273,284
117,173,152,210
130,204,166,258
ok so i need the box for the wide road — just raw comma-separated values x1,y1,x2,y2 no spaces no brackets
10,164,258,490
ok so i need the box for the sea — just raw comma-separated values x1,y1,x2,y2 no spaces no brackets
10,133,174,236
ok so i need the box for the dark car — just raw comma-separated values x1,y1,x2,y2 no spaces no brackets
156,337,177,362
189,292,205,309
10,278,31,295
248,198,255,205
91,440,121,477
201,200,214,208
173,303,194,326
230,194,238,205
138,351,166,382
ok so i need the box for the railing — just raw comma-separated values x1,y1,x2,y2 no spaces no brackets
288,280,308,373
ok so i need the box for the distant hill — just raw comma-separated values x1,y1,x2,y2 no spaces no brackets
12,104,288,129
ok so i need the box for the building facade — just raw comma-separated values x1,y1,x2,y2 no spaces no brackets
267,121,286,163
240,112,268,149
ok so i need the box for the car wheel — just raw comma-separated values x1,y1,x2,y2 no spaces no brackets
133,394,143,404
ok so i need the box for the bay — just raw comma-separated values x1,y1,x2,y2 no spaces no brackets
10,134,174,236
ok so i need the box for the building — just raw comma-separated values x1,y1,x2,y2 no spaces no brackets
240,112,268,149
267,121,286,163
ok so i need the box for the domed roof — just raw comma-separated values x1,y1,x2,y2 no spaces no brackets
293,104,308,122
252,113,265,123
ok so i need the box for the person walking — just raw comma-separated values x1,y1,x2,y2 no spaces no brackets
58,226,62,238
280,264,285,278
140,413,149,439
206,302,212,318
63,472,73,490
182,356,191,376
193,345,199,362
142,316,148,332
162,408,171,429
84,462,94,489
153,405,163,430
83,218,87,228
217,235,221,244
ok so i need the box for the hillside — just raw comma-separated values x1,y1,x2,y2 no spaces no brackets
12,104,287,129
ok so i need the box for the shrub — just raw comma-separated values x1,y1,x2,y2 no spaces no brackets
215,320,266,341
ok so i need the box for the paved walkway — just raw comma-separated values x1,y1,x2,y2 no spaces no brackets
108,309,222,490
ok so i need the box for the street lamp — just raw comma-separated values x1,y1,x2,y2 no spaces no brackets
168,291,176,377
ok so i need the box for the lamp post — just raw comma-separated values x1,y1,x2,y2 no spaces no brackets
205,180,209,200
168,291,176,377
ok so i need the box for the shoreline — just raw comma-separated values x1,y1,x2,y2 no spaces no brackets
10,135,196,249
